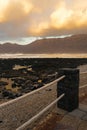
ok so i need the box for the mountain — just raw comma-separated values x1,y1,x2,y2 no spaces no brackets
0,34,87,54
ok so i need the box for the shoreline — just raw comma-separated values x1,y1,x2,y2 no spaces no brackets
0,53,87,58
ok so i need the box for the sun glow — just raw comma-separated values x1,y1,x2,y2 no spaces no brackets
50,7,73,28
0,0,9,22
21,1,33,14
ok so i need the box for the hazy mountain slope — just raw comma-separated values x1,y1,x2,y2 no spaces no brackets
0,34,87,53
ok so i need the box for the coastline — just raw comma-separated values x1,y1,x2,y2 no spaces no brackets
0,53,87,58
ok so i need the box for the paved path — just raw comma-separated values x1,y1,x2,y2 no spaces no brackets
31,103,87,130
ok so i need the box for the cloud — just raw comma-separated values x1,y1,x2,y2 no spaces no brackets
29,0,87,36
0,0,33,22
27,0,87,36
0,0,87,39
0,0,33,37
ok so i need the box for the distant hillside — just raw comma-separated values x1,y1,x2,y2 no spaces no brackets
0,34,87,53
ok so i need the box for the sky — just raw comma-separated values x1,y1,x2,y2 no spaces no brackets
0,0,87,44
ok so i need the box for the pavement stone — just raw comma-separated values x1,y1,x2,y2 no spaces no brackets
78,120,87,130
79,104,87,112
69,109,86,118
60,115,81,129
54,123,75,130
81,115,87,121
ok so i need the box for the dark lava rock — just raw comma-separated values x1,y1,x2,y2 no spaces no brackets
15,93,22,97
0,81,8,86
2,90,16,99
12,83,16,88
28,85,35,90
2,90,10,97
0,120,3,123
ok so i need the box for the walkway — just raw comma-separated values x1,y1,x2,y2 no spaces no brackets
31,97,87,130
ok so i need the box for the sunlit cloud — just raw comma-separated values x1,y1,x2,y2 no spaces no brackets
50,6,73,29
0,0,87,41
0,0,9,22
0,0,33,23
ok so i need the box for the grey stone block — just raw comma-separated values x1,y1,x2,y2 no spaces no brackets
69,109,86,118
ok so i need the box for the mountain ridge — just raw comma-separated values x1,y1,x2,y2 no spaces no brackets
0,34,87,54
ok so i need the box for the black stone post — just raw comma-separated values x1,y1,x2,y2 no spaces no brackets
57,68,79,112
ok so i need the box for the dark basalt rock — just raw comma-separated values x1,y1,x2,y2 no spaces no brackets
0,81,8,86
0,58,87,100
2,90,16,99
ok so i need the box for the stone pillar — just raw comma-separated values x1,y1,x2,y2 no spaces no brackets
57,68,79,112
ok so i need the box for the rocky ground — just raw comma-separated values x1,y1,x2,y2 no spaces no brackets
0,58,87,102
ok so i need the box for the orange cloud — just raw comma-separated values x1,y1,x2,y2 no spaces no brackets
0,0,33,23
0,0,87,38
27,0,87,36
